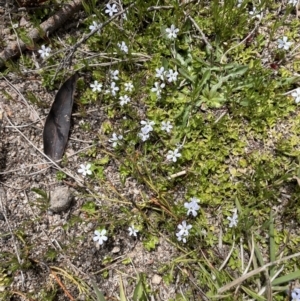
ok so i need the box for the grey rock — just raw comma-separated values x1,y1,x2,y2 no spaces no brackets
49,187,74,213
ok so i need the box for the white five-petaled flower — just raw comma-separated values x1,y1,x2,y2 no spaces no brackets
176,221,192,243
105,3,118,17
227,210,238,228
89,21,101,32
124,82,134,92
292,88,300,103
151,82,165,97
118,41,128,53
166,24,179,39
166,69,178,82
292,288,300,301
288,0,298,6
177,221,192,236
38,45,51,59
93,229,108,246
161,120,173,133
90,80,103,92
166,148,181,162
109,133,123,147
138,129,150,141
155,67,166,81
184,197,200,217
128,225,138,237
119,95,130,106
78,163,92,177
141,120,155,133
110,70,119,81
277,36,293,51
139,120,155,141
105,81,119,96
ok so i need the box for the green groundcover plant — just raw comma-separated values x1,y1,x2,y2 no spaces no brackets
2,0,300,300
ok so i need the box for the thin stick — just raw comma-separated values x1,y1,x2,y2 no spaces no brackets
51,270,75,301
0,0,83,68
218,251,300,293
186,15,213,50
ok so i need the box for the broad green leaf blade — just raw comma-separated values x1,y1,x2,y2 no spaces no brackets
133,274,147,301
91,281,107,301
272,270,300,286
178,67,195,83
119,276,127,301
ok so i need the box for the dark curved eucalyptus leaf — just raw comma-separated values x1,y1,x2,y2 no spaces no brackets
43,72,79,161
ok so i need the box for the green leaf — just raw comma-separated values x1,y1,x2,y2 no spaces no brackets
133,274,148,301
31,188,48,201
119,276,127,301
178,67,195,83
91,280,107,301
272,270,300,286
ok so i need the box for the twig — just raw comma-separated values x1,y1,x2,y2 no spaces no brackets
0,0,83,69
51,270,75,301
168,170,187,179
220,20,262,64
147,5,173,11
186,15,213,50
60,2,136,69
2,76,44,126
218,251,300,293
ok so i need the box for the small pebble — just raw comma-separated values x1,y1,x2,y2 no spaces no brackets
151,274,162,285
49,187,74,213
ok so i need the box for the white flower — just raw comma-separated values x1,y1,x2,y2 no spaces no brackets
161,120,173,133
176,232,187,243
110,70,119,81
105,3,118,17
124,82,134,92
288,0,298,6
292,288,300,301
109,133,123,147
141,120,155,133
78,163,92,177
277,36,293,51
105,81,119,96
38,45,51,59
119,95,130,106
166,24,179,39
227,210,238,228
128,225,138,237
118,41,128,53
90,80,102,92
155,67,166,81
138,130,150,141
151,82,165,97
292,88,300,103
177,220,192,237
166,69,178,82
122,12,127,20
184,197,200,217
89,21,100,32
93,229,108,245
166,148,181,162
237,0,243,7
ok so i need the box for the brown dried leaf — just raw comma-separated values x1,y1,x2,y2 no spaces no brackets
43,73,79,162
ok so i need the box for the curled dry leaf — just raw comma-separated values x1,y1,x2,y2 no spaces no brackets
43,73,79,162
